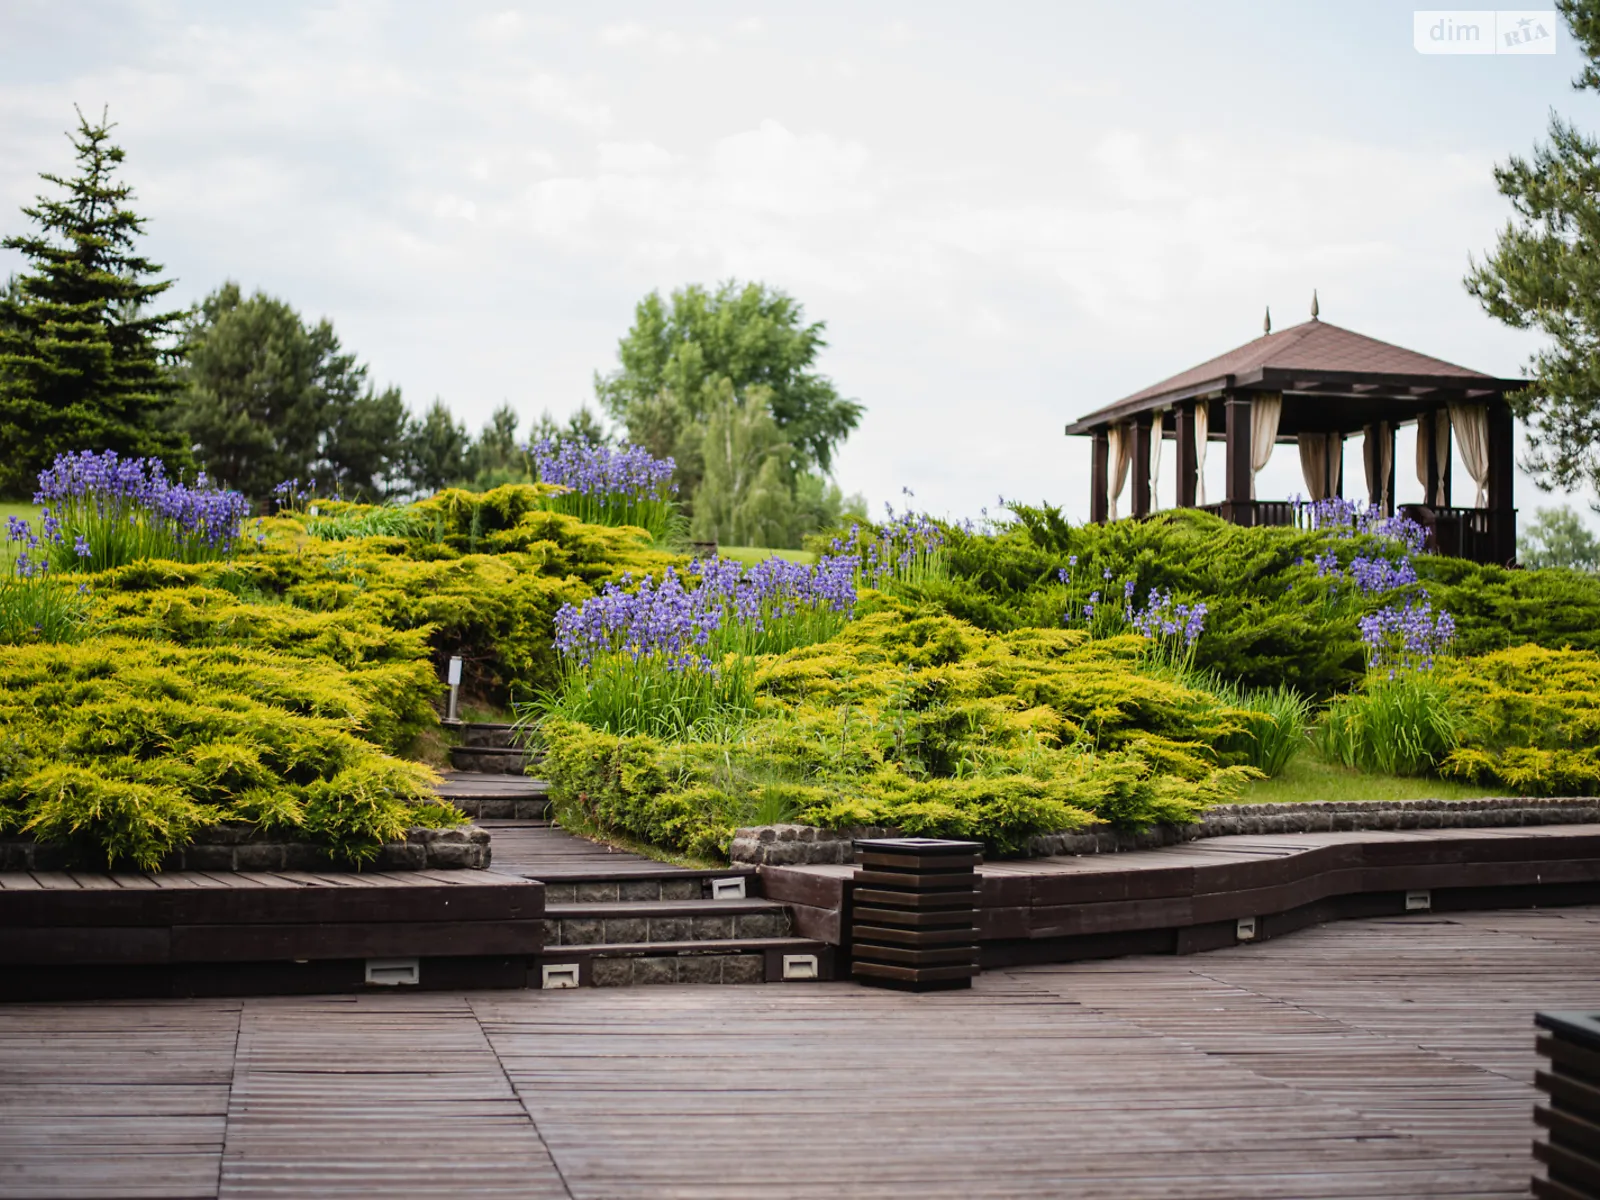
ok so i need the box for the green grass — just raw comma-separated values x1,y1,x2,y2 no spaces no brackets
1238,749,1513,805
717,546,817,566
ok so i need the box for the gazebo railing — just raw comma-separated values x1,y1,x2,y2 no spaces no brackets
1191,501,1506,563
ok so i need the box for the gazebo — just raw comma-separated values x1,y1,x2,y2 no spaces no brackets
1063,304,1522,565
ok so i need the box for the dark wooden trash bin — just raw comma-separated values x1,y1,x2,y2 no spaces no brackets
851,837,981,992
1533,1010,1600,1200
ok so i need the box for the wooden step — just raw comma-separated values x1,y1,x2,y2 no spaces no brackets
537,868,759,901
534,937,834,986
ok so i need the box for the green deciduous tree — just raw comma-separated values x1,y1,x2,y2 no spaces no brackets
594,280,864,546
1467,0,1600,502
1519,505,1600,570
0,108,187,495
173,282,409,501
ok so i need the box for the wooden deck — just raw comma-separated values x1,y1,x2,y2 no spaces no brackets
0,868,542,1001
2,905,1594,1198
763,823,1600,961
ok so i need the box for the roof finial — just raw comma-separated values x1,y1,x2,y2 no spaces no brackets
1311,289,1320,321
1263,306,1272,335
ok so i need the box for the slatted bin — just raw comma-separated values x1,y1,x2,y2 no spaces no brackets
851,837,981,992
1534,1011,1600,1200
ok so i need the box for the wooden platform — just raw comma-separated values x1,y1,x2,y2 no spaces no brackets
0,868,543,1001
763,824,1600,965
1,905,1594,1198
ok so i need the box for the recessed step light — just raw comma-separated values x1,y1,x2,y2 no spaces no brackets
365,958,419,986
541,963,580,989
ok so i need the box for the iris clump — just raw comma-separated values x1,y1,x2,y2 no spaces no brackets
1056,560,1208,667
1129,588,1209,668
1358,600,1456,675
32,450,251,571
1,518,89,644
526,439,679,542
1295,496,1428,554
537,553,858,738
829,504,948,590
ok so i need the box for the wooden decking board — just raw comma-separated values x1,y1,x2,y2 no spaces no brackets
1,907,1582,1196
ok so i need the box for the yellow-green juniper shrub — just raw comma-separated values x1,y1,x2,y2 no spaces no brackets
538,604,1259,858
0,639,458,869
1436,645,1600,795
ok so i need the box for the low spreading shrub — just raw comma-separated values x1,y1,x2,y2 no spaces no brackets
0,639,458,868
1436,645,1600,795
536,604,1258,857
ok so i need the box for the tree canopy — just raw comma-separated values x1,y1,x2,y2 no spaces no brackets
173,282,409,501
1519,505,1600,570
1466,0,1600,503
0,108,187,495
594,280,864,545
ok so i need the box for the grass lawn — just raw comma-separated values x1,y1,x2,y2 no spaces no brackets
718,545,817,566
1240,748,1511,805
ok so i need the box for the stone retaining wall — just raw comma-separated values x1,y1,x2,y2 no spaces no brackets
0,823,491,872
729,797,1600,866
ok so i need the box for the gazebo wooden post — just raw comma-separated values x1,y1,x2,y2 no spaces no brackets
1223,392,1253,526
1334,434,1346,498
1175,402,1198,508
1131,414,1153,518
1419,412,1440,506
1090,428,1110,524
1487,399,1516,563
1383,424,1397,517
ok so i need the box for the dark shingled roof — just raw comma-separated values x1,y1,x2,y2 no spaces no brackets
1067,319,1517,434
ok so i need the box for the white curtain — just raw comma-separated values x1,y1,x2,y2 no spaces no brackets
1414,410,1451,507
1249,393,1282,499
1148,410,1164,512
1107,422,1133,520
1362,421,1394,512
1450,402,1489,508
1194,402,1209,506
1297,433,1340,501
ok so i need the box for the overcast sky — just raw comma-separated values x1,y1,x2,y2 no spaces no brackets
2,1,1596,525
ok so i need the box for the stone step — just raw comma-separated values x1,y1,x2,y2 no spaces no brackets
449,745,535,774
535,937,834,987
461,721,520,749
541,869,760,904
544,899,790,949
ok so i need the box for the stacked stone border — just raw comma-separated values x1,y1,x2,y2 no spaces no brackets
730,797,1600,866
0,823,491,872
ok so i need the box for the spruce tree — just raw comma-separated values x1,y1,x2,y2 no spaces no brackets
0,107,187,494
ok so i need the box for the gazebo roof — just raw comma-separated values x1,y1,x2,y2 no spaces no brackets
1065,318,1521,436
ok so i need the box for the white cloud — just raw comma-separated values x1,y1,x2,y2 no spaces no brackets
598,21,718,56
597,140,679,173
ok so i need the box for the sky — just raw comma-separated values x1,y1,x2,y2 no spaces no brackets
2,1,1597,527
